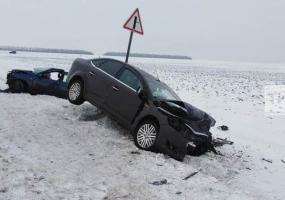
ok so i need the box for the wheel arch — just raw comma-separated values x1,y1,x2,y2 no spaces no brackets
68,75,84,88
136,115,160,131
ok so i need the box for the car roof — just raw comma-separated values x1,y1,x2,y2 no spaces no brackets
96,57,159,81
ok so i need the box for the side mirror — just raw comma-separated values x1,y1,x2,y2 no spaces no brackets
138,89,147,100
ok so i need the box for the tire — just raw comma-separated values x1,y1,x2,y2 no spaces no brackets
9,80,25,93
68,79,84,105
134,120,159,151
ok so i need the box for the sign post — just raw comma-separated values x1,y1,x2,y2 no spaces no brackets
123,8,144,63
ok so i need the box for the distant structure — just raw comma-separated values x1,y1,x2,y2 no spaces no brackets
0,46,93,55
104,52,192,60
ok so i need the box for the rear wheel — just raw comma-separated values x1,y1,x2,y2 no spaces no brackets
134,121,159,151
68,79,84,105
9,80,25,93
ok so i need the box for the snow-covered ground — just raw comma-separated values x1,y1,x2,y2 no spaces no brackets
0,51,285,200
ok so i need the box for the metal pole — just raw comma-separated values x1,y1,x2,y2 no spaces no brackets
125,31,133,63
125,16,137,63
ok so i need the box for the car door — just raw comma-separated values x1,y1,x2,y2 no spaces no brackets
87,59,124,107
54,72,68,98
105,67,143,127
33,71,59,95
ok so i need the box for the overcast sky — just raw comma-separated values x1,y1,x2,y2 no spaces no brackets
0,0,284,63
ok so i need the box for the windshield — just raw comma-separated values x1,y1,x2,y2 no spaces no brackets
33,67,49,74
146,78,181,101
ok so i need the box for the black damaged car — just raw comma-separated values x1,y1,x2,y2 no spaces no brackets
6,68,68,99
67,58,216,161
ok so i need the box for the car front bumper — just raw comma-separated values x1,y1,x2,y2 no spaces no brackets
154,124,190,161
154,121,213,161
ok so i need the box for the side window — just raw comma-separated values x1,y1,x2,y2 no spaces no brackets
92,59,107,67
92,59,123,77
118,68,142,91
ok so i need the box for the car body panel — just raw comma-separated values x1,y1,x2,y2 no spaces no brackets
87,63,115,106
105,76,143,128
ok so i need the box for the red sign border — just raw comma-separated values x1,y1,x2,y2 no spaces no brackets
123,8,144,35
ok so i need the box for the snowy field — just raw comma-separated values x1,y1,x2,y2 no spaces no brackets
0,51,285,200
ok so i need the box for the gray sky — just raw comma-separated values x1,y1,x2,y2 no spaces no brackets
0,0,284,63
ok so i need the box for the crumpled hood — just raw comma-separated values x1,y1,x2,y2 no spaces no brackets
183,102,216,127
159,100,216,132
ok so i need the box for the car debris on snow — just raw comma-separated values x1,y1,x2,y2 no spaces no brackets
213,138,234,147
183,169,201,180
130,151,141,155
262,158,273,163
217,125,229,131
149,179,168,186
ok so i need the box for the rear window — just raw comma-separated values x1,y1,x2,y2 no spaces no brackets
92,59,123,77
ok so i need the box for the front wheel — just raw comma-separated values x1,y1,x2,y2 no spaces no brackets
68,79,84,105
134,121,159,151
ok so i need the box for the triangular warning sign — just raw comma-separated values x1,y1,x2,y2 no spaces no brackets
123,8,144,35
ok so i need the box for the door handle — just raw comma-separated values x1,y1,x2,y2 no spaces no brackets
89,71,95,76
112,86,119,91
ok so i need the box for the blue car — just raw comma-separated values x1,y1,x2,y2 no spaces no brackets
6,68,68,99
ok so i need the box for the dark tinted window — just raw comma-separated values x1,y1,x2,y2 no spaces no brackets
92,59,123,77
146,77,180,101
92,59,107,67
118,68,142,91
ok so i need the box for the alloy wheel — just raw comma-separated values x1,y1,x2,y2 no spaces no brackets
137,123,157,148
69,82,81,101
